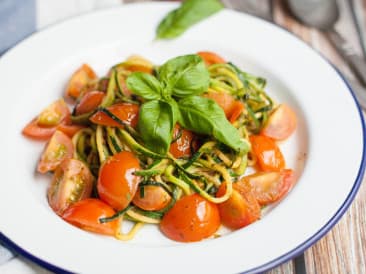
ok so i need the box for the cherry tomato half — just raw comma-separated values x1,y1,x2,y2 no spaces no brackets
250,135,285,172
133,185,171,211
160,194,220,242
97,151,141,211
62,198,120,236
240,169,296,206
56,122,86,138
22,118,57,140
22,99,70,140
90,103,139,128
37,130,74,174
169,124,196,158
75,91,105,115
204,92,244,123
65,64,97,100
216,182,260,230
261,104,297,140
48,158,94,215
197,51,226,66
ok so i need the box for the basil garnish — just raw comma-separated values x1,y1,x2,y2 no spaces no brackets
125,72,162,100
156,0,224,39
138,100,177,155
159,55,210,98
126,54,245,155
178,96,247,152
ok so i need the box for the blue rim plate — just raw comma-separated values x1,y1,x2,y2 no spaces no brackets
0,3,364,273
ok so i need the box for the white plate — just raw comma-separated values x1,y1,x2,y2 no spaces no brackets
0,2,365,273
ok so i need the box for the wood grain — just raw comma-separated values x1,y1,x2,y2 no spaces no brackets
266,260,295,274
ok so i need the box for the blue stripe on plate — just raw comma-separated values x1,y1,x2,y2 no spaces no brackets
0,0,36,55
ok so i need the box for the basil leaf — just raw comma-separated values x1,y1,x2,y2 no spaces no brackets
159,54,209,98
156,0,224,39
178,96,247,152
138,100,176,155
126,72,162,100
165,98,181,125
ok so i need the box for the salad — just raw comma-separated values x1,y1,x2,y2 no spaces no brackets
22,52,297,242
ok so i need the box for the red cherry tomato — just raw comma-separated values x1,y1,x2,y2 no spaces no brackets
62,198,120,236
160,194,220,242
90,103,139,128
56,122,86,138
261,104,297,140
216,182,260,230
22,99,70,140
240,169,296,206
97,151,141,211
197,51,226,66
22,118,57,140
37,131,74,174
65,64,97,100
250,135,285,171
75,91,105,115
169,124,196,158
133,185,171,211
203,92,244,123
229,101,245,123
48,159,94,215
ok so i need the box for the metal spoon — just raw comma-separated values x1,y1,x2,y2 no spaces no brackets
287,0,366,109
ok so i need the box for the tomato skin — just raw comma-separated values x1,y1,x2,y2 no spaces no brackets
36,99,70,127
197,51,226,66
62,198,120,236
75,91,105,115
48,159,94,215
240,169,296,206
133,185,171,211
56,122,86,138
216,182,260,230
37,131,74,174
97,151,141,211
229,101,245,123
250,135,285,172
169,124,196,158
203,92,244,123
22,99,70,140
160,194,220,242
261,104,297,140
65,64,97,100
90,103,139,128
22,118,57,140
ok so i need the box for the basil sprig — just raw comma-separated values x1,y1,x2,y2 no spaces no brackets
126,54,245,155
156,0,224,39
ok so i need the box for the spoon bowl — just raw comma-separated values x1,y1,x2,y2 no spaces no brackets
286,0,339,30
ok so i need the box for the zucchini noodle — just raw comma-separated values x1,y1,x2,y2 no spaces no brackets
68,55,276,241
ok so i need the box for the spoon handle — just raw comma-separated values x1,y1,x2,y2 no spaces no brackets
327,29,366,86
